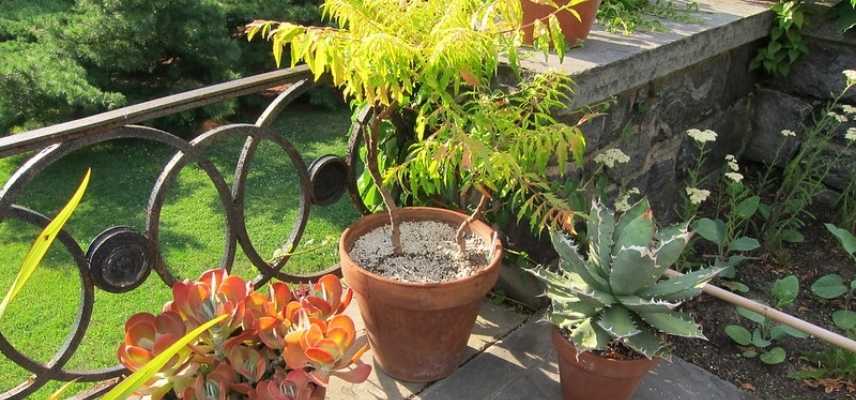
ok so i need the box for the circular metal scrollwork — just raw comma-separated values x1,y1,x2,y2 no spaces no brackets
308,155,348,206
86,226,153,293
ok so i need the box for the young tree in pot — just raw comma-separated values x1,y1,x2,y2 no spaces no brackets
530,198,723,400
251,0,585,382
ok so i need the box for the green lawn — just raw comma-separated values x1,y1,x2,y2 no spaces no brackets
0,106,358,398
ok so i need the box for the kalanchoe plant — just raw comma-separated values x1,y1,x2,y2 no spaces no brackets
529,198,722,358
116,269,370,399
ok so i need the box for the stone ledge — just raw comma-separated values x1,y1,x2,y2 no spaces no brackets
519,0,772,108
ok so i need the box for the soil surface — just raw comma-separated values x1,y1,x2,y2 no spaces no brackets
672,208,856,400
349,220,490,283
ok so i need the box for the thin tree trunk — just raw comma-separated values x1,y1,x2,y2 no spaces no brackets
364,106,402,254
456,190,490,254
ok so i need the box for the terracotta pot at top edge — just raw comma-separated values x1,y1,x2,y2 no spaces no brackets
339,207,503,382
552,326,660,400
522,0,603,45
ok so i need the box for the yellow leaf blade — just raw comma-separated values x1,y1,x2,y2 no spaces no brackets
0,168,91,320
103,314,227,400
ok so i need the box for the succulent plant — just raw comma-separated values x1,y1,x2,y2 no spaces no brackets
530,199,723,358
117,269,370,400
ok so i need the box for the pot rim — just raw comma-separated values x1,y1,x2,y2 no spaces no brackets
339,206,504,289
551,325,661,367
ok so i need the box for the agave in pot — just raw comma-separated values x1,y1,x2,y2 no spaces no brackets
530,198,722,400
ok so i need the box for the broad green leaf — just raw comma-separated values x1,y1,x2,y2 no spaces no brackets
724,325,752,346
771,275,799,307
759,347,787,365
751,328,771,348
770,324,809,340
597,306,640,338
720,280,750,293
832,310,856,331
825,223,856,255
780,229,805,243
810,274,848,299
742,350,758,358
692,218,725,246
638,311,706,339
736,306,767,324
735,196,760,219
0,169,90,320
103,314,228,400
729,237,760,252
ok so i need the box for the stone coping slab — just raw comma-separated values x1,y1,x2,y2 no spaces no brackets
328,300,750,399
518,0,773,108
417,318,753,400
326,301,529,400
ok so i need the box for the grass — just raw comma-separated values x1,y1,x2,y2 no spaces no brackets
0,105,357,398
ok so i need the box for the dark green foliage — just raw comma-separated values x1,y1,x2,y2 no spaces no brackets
0,0,322,135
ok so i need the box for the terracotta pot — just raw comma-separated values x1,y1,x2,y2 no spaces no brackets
521,0,603,45
339,207,503,382
551,326,660,400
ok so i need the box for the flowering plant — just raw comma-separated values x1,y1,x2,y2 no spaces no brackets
116,269,370,399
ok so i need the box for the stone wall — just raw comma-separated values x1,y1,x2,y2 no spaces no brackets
744,13,856,200
553,41,762,219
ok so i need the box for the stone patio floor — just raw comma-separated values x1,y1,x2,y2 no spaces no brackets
328,301,753,400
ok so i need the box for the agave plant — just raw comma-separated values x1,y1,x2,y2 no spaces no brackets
530,199,723,358
115,269,370,400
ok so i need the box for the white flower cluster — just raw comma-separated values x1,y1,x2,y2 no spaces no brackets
615,187,641,212
780,129,796,137
841,105,856,115
685,187,711,205
594,148,630,168
724,154,743,183
687,128,717,144
845,70,856,86
828,112,849,123
847,127,856,143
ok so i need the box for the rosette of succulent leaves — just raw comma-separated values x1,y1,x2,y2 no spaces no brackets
250,0,585,254
530,199,724,358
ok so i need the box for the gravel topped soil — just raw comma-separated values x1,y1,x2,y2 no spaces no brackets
349,220,491,283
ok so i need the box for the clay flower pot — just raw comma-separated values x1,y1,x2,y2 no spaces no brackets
339,207,503,382
552,326,660,400
521,0,603,46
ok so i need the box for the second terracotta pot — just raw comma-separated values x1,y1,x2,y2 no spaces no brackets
522,0,603,45
552,326,659,400
339,207,503,382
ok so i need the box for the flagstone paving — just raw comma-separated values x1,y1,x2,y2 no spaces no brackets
328,301,752,400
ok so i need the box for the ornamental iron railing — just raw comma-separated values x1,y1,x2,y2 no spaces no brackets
0,66,373,399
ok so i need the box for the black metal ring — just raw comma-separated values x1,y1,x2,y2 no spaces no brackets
308,155,348,206
86,226,153,293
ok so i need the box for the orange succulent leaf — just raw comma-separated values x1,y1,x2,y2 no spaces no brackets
227,346,266,382
331,360,372,384
118,311,186,372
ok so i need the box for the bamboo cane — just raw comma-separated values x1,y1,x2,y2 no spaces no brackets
665,269,856,353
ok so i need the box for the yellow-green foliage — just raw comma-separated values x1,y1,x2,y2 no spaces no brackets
253,0,585,231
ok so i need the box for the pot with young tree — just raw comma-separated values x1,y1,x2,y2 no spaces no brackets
530,198,723,400
251,0,587,382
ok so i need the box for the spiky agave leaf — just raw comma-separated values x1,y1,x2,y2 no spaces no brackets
613,209,655,253
651,227,692,279
549,299,599,330
638,311,706,339
586,200,615,277
530,267,616,307
569,317,611,352
551,231,609,290
616,296,682,313
621,325,664,359
609,246,658,295
637,266,724,301
597,306,641,339
613,198,651,239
